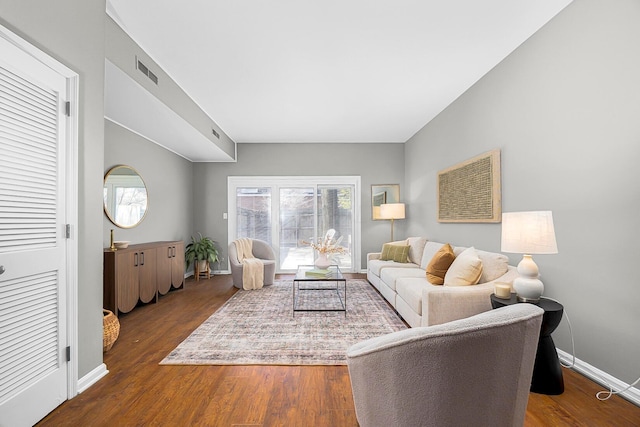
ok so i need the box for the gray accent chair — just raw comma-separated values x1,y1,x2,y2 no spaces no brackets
228,239,276,289
347,303,544,427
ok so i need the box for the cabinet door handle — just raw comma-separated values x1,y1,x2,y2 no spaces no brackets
172,246,176,257
134,253,138,267
168,247,172,258
0,265,5,275
140,251,145,265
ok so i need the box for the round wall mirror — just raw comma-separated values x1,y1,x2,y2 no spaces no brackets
103,165,148,228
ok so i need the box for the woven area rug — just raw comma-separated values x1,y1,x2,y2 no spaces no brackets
160,279,407,365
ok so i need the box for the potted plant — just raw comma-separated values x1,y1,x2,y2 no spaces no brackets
185,233,220,276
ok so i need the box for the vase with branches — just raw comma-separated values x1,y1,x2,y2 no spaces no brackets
304,229,346,268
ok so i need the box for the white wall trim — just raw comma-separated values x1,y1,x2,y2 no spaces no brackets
228,175,362,273
557,349,640,406
185,269,230,277
77,364,109,394
65,73,79,399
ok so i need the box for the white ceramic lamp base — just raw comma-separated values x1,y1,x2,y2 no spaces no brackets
513,254,544,303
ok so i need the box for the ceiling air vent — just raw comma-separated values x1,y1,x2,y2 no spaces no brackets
136,56,158,85
212,128,220,139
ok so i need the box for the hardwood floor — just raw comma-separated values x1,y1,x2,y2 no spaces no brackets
38,274,639,426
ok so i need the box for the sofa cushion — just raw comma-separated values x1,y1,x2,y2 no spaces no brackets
476,250,509,283
452,247,510,283
396,278,437,315
420,241,446,269
444,247,483,286
380,242,395,260
380,267,426,291
368,259,419,276
426,243,455,285
406,237,428,265
381,243,410,263
380,239,408,250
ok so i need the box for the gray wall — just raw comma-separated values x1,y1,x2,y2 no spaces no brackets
405,0,640,382
193,143,405,269
1,0,106,377
103,120,194,246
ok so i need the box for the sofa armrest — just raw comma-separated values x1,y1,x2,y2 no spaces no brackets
421,267,518,326
347,304,544,427
367,252,381,262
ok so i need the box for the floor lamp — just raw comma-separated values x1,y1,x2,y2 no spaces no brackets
380,203,405,242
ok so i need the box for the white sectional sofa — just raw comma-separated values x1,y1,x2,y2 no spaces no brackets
367,237,517,327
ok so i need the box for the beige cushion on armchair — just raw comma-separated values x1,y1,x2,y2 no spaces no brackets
346,303,544,427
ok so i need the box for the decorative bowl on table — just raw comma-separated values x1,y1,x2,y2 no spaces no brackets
113,241,130,249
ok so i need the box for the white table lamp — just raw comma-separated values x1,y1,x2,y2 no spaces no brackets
379,203,405,242
501,211,558,303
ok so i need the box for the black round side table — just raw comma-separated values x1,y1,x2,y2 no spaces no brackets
490,294,565,395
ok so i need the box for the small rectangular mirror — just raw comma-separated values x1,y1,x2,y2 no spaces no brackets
372,184,400,220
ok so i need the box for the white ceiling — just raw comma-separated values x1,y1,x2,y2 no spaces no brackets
106,0,572,144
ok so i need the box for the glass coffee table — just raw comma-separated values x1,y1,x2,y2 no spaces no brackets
293,265,347,316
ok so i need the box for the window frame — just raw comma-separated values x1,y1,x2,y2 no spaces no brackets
227,176,361,272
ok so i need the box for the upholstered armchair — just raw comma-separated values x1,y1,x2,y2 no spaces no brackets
347,303,544,427
228,239,276,289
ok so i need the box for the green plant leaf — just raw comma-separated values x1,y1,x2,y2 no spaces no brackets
184,233,219,269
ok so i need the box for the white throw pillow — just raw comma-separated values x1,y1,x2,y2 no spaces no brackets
406,237,427,264
476,250,509,282
444,247,483,286
420,241,446,269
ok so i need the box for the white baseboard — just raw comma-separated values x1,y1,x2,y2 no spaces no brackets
185,270,230,277
557,348,640,406
77,363,108,394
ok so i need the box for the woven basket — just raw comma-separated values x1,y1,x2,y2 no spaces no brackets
103,309,120,352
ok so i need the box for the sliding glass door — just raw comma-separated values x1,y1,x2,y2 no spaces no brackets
279,187,315,269
229,177,360,272
235,187,272,243
316,185,353,270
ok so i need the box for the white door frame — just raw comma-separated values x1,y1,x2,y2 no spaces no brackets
0,23,79,399
228,175,361,272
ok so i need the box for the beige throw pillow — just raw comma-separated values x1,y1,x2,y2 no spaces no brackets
406,237,428,264
444,247,483,286
426,243,455,285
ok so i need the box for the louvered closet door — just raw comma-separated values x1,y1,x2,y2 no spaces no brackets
0,35,69,427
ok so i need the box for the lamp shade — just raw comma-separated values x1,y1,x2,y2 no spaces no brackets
501,211,558,254
379,203,405,220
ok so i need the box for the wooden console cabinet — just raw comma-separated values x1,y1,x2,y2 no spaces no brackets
104,240,184,315
156,241,185,295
